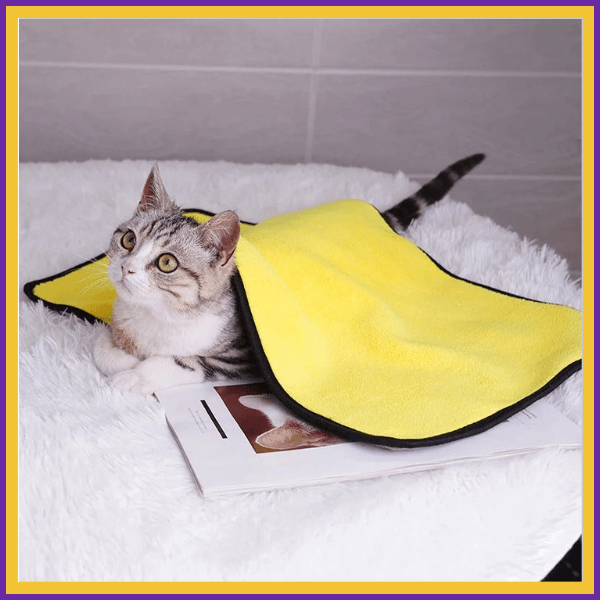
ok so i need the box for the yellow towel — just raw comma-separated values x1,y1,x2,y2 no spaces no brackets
25,202,582,446
232,200,582,445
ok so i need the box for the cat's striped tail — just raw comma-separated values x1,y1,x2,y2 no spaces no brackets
381,153,485,231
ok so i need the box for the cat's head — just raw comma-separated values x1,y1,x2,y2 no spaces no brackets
107,164,240,314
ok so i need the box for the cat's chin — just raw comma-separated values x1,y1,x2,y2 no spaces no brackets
112,279,136,300
112,276,147,300
113,286,190,321
111,275,172,310
112,280,154,308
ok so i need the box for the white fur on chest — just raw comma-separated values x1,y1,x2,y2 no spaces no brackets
113,300,226,358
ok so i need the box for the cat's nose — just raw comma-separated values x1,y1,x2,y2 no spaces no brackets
121,262,135,276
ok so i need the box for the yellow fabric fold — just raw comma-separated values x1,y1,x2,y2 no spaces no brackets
234,200,582,442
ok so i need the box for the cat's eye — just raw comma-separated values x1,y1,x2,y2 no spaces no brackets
121,230,136,250
157,253,179,273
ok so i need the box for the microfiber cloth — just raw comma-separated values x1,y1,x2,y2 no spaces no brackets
232,200,582,446
24,201,582,447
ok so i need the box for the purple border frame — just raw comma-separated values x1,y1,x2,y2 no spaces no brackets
5,2,595,596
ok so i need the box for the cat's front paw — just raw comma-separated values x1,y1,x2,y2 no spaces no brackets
93,326,140,376
108,369,154,395
106,356,206,396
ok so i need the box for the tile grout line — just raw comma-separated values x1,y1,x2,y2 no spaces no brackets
304,19,323,164
312,67,581,79
19,60,582,79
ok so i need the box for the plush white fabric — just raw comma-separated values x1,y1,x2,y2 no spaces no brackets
18,159,583,582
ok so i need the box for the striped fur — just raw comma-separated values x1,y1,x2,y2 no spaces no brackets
381,153,485,231
171,312,258,381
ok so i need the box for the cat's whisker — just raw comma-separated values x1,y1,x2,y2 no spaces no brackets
66,248,110,264
78,265,107,279
75,279,110,299
76,274,110,293
74,268,115,298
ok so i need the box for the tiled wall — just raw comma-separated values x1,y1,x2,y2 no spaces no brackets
19,19,582,277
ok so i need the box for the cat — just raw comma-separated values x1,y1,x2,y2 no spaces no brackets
93,153,485,395
238,393,344,451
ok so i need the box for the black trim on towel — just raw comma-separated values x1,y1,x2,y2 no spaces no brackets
23,252,110,325
22,209,256,324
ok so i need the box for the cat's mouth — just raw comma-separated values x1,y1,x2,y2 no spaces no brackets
109,263,133,294
113,274,133,296
114,274,155,306
117,277,135,296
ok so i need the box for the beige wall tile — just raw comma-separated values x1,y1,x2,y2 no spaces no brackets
19,18,315,68
320,19,582,73
19,66,310,163
312,73,581,177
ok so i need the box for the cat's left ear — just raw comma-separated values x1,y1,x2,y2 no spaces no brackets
137,164,177,213
200,210,241,267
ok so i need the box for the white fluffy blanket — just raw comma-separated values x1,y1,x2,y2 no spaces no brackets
18,159,583,582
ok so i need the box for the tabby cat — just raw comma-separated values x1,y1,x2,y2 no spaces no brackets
93,153,484,394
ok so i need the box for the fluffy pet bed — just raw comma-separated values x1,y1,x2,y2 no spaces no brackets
18,159,583,582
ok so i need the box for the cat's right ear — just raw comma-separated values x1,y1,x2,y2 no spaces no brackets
200,210,241,267
136,164,177,213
